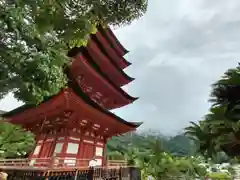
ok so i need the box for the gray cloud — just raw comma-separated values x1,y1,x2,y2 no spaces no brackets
1,0,240,135
113,0,240,135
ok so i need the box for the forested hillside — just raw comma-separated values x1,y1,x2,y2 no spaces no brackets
107,132,196,157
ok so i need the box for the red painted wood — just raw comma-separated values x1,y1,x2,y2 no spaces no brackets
101,27,131,68
87,40,132,86
28,125,120,168
67,97,135,136
95,31,128,69
8,92,67,124
39,142,50,158
61,136,69,155
9,89,136,136
8,88,137,166
71,55,134,110
82,142,94,159
105,28,126,57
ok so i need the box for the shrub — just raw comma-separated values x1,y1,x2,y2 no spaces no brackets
208,172,232,180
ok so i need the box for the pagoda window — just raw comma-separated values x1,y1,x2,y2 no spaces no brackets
66,143,79,154
33,145,41,155
95,147,103,156
54,143,64,153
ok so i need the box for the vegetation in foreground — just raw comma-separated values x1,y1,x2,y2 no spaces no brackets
107,133,236,179
0,119,35,158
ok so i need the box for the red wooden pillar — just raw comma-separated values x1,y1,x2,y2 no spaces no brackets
28,133,41,159
102,138,108,166
77,129,84,166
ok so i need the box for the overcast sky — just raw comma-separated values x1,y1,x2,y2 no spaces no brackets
1,0,240,135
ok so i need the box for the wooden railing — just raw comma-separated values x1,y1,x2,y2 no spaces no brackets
0,158,128,170
2,166,141,180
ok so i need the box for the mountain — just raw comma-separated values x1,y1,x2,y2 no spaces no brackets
107,132,196,156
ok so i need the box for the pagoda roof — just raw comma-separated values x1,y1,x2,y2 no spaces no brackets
98,25,129,56
105,26,129,55
89,33,132,78
3,81,141,133
92,31,130,69
68,46,134,86
2,95,56,118
75,51,137,101
69,54,138,109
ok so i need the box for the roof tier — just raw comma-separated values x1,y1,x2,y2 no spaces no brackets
68,26,134,88
86,41,134,86
68,41,133,87
98,26,129,58
4,88,141,137
93,28,130,69
104,26,129,56
69,53,137,110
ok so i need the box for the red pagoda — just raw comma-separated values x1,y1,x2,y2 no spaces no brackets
2,25,142,168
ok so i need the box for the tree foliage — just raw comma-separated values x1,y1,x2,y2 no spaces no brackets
107,132,196,157
0,0,148,104
210,66,240,108
0,120,35,158
109,137,207,179
185,64,240,157
107,133,236,179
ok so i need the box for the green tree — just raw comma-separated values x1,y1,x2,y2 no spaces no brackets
184,121,213,156
107,133,208,179
184,108,237,158
210,66,240,108
0,120,35,158
185,64,240,157
135,140,206,179
0,0,148,104
107,132,197,158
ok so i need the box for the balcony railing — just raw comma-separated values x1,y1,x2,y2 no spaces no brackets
1,166,140,180
0,158,128,170
0,159,139,180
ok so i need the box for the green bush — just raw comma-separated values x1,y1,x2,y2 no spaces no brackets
208,172,232,180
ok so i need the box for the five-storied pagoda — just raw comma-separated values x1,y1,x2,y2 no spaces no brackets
2,25,142,167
